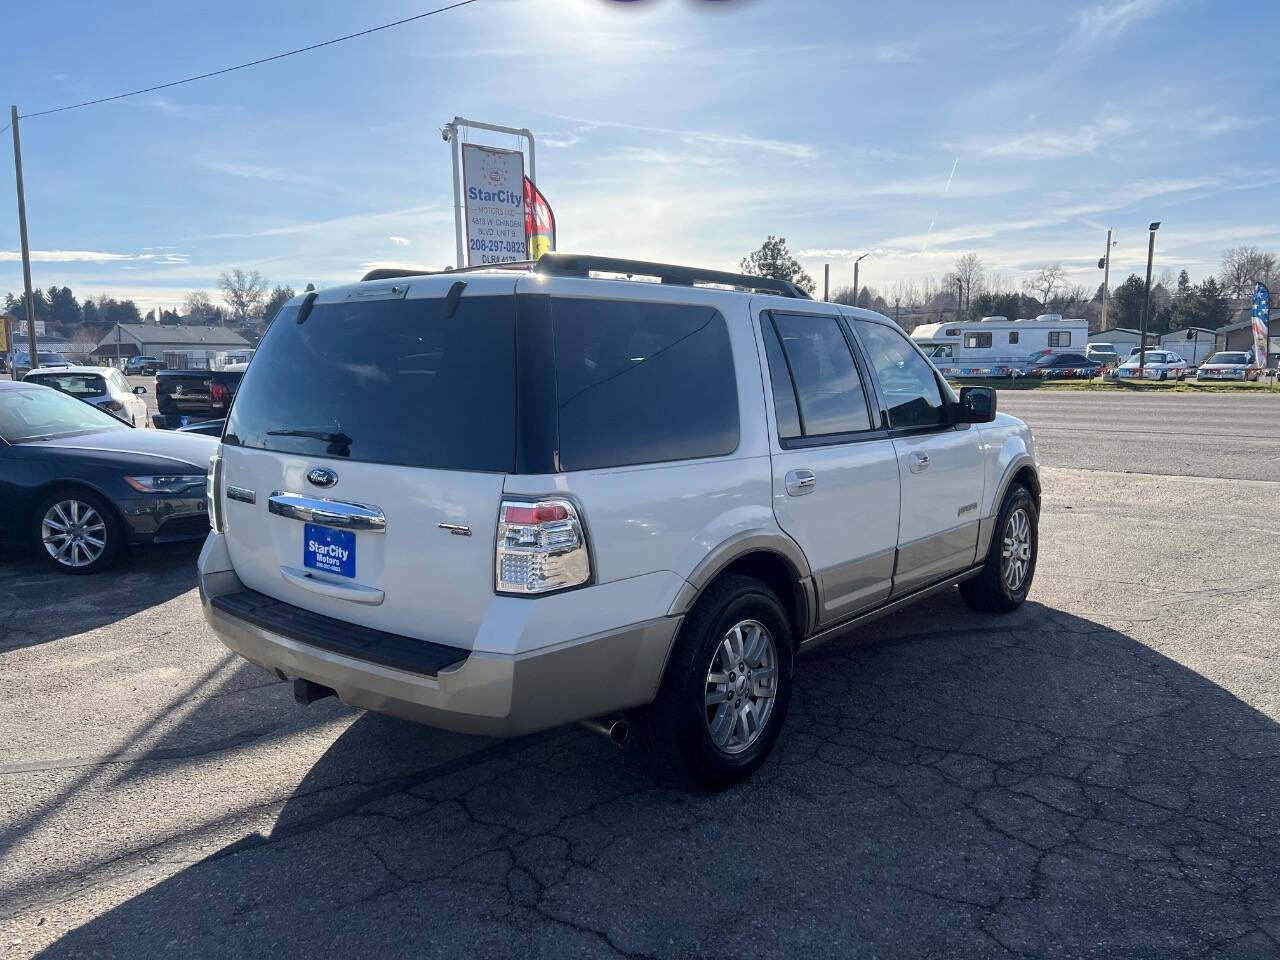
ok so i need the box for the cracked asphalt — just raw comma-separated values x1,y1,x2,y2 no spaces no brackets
2,391,1278,959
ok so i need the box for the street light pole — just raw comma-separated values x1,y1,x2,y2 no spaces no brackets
1138,221,1161,377
823,263,830,302
10,106,39,370
1098,228,1113,331
853,252,869,306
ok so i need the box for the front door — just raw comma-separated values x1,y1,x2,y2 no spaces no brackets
851,318,986,595
756,306,901,626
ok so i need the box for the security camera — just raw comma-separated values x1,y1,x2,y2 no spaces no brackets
441,126,453,142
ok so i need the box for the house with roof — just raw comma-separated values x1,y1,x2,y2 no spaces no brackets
91,322,251,369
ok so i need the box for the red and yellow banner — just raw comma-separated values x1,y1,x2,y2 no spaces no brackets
524,177,556,260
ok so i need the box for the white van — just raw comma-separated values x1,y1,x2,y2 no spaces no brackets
912,316,1090,377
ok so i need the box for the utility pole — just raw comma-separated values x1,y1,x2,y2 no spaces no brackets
823,263,829,302
11,106,39,369
895,297,901,327
1098,228,1113,330
956,278,964,322
1138,221,1161,377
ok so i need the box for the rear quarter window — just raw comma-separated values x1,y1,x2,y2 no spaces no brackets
550,298,739,471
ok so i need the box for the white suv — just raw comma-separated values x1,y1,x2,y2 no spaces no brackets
199,254,1040,789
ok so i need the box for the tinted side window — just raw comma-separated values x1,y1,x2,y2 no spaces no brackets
225,295,515,471
551,298,738,471
854,320,948,430
769,314,871,436
1008,331,1019,344
761,319,801,440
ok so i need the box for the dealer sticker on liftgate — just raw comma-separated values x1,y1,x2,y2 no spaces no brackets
304,523,356,578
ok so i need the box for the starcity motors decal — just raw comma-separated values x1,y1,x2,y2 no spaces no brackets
462,143,526,265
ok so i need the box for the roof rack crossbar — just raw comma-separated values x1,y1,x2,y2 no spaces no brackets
361,261,536,282
532,253,811,299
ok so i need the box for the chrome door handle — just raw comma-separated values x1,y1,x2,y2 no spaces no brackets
785,469,817,496
909,452,930,474
268,492,387,533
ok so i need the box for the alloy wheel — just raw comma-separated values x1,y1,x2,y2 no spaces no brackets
1001,507,1032,592
704,619,779,754
42,499,107,569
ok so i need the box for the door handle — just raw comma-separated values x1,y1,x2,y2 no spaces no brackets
785,469,817,496
909,452,931,474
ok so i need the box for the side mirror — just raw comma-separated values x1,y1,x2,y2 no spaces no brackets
956,386,997,423
133,385,148,395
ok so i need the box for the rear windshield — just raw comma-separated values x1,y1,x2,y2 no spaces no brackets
224,295,515,472
25,373,106,397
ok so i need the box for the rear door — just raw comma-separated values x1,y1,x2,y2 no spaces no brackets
757,306,900,625
850,318,985,595
217,276,519,649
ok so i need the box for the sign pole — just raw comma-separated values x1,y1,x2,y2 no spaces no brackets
10,106,40,370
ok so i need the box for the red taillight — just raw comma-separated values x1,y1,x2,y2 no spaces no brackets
211,382,229,407
496,499,590,595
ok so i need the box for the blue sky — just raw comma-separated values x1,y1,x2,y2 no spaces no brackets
1,0,1277,310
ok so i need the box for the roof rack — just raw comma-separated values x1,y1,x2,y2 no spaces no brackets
533,253,810,298
360,261,536,282
361,254,811,299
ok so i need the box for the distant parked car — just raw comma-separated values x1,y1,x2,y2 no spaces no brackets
124,355,167,376
1084,343,1120,367
153,366,245,429
23,365,151,428
1115,350,1190,381
1197,351,1262,382
12,350,72,380
1025,352,1102,378
0,380,215,573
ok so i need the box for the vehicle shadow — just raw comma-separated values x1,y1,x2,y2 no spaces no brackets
0,540,202,650
30,596,1280,959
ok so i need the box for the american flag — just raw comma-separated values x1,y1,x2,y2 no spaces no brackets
1253,283,1270,365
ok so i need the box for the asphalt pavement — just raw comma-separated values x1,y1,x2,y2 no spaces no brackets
1,391,1277,959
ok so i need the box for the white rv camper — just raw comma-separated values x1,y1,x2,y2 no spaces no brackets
911,315,1091,377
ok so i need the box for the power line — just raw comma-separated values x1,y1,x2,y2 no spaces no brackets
19,0,482,120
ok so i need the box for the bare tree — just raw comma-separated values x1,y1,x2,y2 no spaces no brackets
1050,283,1090,315
1024,264,1067,309
1220,246,1278,300
217,269,269,324
953,253,985,309
184,290,215,323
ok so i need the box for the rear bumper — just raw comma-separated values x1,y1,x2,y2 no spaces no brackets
197,534,681,738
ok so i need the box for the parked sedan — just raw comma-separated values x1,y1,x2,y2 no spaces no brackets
0,380,216,573
1114,350,1190,381
1025,352,1102,378
23,365,151,428
12,350,72,381
1197,351,1263,381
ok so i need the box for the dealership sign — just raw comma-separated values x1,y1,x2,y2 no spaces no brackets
462,143,526,266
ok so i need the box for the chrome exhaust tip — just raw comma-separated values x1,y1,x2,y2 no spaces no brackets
579,717,629,746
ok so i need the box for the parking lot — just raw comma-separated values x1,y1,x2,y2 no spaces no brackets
2,391,1278,959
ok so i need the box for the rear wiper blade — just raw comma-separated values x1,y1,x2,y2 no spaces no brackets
266,428,351,444
266,428,352,456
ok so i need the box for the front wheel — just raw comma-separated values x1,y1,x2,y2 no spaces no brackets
635,575,793,791
32,488,124,574
960,484,1038,613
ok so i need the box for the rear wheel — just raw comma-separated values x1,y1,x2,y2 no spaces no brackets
32,488,124,574
960,484,1038,613
635,574,793,790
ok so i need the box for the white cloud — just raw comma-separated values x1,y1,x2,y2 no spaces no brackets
981,117,1133,158
0,250,132,263
1078,0,1168,42
204,160,304,183
388,236,411,246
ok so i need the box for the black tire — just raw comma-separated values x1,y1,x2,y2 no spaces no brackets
635,574,794,791
31,487,125,574
959,483,1038,613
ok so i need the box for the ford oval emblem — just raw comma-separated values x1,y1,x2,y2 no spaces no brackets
307,467,338,488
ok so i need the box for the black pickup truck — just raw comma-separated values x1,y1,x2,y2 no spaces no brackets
152,366,245,429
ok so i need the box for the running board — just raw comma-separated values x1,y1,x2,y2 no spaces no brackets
799,565,984,653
